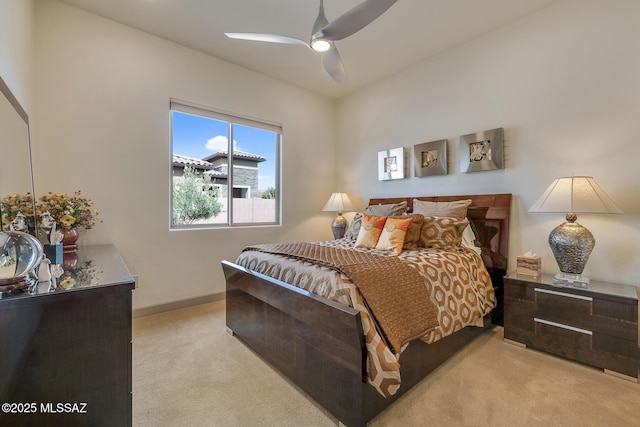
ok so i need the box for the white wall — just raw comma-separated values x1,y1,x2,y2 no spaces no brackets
26,0,640,311
0,0,34,111
32,0,338,310
336,0,640,286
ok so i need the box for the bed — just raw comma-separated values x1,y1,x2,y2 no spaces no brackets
222,193,511,426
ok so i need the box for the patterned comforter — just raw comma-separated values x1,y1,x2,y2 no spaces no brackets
235,238,495,397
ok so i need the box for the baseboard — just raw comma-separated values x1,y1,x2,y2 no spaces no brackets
133,292,226,318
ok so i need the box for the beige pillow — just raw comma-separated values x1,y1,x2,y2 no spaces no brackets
365,201,407,217
412,199,472,220
419,216,469,250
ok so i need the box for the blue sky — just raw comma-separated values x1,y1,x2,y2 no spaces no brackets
172,111,277,190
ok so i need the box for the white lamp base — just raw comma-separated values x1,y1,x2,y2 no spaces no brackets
552,272,590,288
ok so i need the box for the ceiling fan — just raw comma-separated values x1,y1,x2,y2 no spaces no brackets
225,0,398,84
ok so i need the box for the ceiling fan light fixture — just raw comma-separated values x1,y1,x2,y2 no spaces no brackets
311,38,332,52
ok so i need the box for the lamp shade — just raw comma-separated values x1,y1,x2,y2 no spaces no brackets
528,176,622,214
322,192,355,213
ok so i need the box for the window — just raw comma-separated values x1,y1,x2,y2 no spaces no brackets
170,100,281,228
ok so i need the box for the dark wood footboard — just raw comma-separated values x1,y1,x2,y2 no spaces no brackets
223,260,492,426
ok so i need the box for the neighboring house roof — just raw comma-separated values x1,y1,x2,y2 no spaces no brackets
172,154,214,170
204,169,227,179
203,150,266,163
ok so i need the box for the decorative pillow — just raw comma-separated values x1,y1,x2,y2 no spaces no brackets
412,199,472,220
354,215,387,249
375,217,414,253
419,216,469,250
344,213,363,240
388,213,424,250
365,201,407,217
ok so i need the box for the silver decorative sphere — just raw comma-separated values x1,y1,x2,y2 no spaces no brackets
0,230,43,289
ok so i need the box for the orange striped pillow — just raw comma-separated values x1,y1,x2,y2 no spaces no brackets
354,215,387,248
375,217,413,253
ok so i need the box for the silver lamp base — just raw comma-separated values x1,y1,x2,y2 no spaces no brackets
548,213,595,280
331,213,348,239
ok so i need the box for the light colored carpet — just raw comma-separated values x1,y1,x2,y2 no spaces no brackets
132,300,640,426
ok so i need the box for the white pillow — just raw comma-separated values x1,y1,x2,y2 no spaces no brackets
461,223,481,255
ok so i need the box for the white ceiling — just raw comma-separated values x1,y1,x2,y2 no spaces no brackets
59,0,558,99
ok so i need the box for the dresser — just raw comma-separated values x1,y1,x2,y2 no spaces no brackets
504,272,638,380
0,245,135,426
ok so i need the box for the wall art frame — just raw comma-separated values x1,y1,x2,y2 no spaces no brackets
378,147,405,180
413,139,447,177
459,127,504,173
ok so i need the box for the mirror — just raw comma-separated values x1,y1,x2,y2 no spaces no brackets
0,75,37,236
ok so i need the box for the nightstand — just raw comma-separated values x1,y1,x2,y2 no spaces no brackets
503,272,639,380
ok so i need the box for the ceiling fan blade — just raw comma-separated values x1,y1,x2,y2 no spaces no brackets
315,0,398,41
225,33,309,47
322,46,347,84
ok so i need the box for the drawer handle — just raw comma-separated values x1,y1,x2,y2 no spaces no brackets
534,318,593,335
534,287,593,302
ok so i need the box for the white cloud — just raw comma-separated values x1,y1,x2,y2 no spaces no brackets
206,135,239,152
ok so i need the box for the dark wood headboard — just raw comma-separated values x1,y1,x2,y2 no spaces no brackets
368,193,512,270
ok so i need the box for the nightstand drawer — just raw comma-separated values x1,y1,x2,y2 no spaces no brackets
510,316,638,377
503,273,639,380
533,318,593,357
534,287,592,319
533,317,636,358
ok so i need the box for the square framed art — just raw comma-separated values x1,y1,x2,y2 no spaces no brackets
378,147,405,180
459,127,504,173
414,139,447,177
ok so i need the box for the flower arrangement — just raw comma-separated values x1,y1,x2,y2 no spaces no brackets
36,191,99,231
0,193,35,230
1,191,99,233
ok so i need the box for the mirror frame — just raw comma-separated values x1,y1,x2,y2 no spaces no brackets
0,75,37,237
0,76,28,125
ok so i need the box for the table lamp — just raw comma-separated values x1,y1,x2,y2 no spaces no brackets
528,176,622,286
322,192,355,239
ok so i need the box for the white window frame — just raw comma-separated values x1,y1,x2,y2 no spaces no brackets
170,99,282,229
